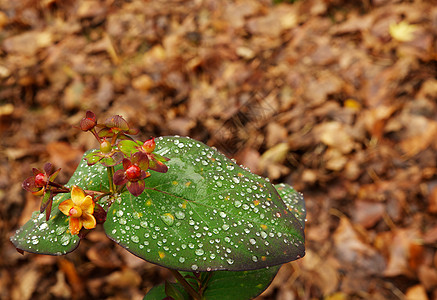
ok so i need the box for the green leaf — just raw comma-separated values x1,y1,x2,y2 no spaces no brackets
84,150,101,165
274,183,306,229
165,280,187,300
199,265,281,299
10,155,109,255
105,137,305,271
144,282,189,300
144,265,281,300
119,140,141,157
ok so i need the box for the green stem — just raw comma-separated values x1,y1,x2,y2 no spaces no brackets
107,166,116,194
200,272,213,295
169,269,201,300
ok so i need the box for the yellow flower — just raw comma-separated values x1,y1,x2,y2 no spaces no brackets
59,185,96,235
389,21,418,42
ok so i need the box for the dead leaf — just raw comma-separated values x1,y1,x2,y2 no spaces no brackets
11,266,39,300
58,258,84,299
380,228,423,277
301,250,339,296
418,265,437,291
3,31,53,55
405,284,428,300
353,201,385,228
247,4,298,37
49,271,72,299
106,267,141,288
46,141,83,174
333,217,385,275
315,121,355,154
389,21,419,42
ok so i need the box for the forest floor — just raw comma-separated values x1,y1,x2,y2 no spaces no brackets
1,0,437,299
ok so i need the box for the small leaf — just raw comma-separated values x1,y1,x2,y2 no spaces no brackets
84,150,102,165
118,140,139,157
105,137,305,272
39,189,52,213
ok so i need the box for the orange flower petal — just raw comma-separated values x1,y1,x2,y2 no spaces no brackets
82,213,97,230
69,217,82,235
59,199,74,216
81,195,95,215
71,185,86,206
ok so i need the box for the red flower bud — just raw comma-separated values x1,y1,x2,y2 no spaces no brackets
80,111,97,131
34,173,47,187
142,138,156,153
126,165,141,181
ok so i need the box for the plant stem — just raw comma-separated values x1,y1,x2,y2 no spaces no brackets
107,166,116,194
169,269,201,300
200,272,213,295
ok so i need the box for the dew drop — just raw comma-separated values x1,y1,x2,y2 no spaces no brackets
160,213,175,226
249,238,256,245
219,211,227,218
55,226,67,235
195,249,205,256
222,224,230,231
179,257,185,263
191,264,199,271
234,200,242,208
175,211,185,220
252,255,259,262
60,235,70,246
131,235,139,243
226,258,234,265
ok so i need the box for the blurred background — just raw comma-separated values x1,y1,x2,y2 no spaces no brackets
1,0,437,299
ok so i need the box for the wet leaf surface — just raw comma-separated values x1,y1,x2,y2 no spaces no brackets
105,137,304,271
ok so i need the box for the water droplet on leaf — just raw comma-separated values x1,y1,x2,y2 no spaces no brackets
160,213,175,226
